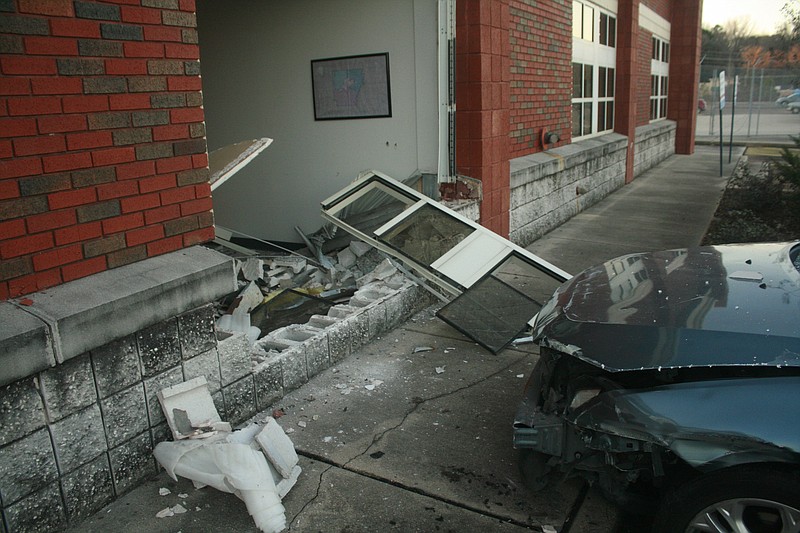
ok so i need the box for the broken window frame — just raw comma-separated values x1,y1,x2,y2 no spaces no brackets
320,170,570,300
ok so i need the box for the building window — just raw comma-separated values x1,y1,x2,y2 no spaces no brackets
650,36,669,120
572,0,616,139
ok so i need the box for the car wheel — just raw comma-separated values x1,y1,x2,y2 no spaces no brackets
792,107,800,114
519,449,553,491
652,465,800,533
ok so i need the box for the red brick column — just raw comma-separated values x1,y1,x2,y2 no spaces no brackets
668,0,702,154
0,0,213,299
456,0,511,237
614,0,639,183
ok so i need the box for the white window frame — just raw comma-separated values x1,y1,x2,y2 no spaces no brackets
641,5,671,123
650,35,669,121
572,0,617,140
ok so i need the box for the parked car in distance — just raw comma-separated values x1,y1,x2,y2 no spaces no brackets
697,98,706,113
789,101,800,114
513,241,800,533
776,92,800,106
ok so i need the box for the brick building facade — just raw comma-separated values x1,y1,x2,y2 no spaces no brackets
1,0,213,300
0,1,702,531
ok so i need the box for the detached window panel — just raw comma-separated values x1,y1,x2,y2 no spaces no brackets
436,254,566,353
321,170,570,301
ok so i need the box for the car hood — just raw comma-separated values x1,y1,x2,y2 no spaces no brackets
534,242,800,371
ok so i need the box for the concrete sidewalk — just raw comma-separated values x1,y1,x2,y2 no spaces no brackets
68,145,741,533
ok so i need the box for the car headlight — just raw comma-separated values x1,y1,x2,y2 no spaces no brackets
569,388,601,411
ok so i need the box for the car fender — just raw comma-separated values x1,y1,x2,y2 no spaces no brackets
572,376,800,471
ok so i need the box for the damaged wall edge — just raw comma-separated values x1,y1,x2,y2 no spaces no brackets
0,246,237,388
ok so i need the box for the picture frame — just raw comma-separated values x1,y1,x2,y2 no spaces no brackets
311,53,392,120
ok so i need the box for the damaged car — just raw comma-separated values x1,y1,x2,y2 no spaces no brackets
513,241,800,532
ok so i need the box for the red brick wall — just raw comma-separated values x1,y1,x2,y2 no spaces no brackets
641,0,670,21
456,0,511,237
0,0,213,300
508,0,572,155
636,28,653,127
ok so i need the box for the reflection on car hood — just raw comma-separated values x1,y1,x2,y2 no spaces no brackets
535,242,800,371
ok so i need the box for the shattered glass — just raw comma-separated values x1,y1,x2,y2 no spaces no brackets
437,254,556,353
379,203,473,265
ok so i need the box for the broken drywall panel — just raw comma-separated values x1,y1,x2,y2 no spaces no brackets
256,418,299,479
157,376,231,440
209,138,273,191
154,379,302,533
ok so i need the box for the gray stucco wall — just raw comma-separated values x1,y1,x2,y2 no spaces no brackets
634,120,676,177
509,134,629,247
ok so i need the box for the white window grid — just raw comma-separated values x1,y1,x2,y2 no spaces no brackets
572,0,617,139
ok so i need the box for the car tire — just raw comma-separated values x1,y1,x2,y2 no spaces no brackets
792,107,800,114
652,465,800,533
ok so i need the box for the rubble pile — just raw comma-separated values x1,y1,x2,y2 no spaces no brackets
214,239,383,344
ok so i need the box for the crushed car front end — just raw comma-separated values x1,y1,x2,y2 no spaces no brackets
513,242,800,513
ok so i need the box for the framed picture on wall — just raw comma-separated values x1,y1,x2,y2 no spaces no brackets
311,53,392,120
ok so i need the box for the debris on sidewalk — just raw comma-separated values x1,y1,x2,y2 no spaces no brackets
153,377,301,533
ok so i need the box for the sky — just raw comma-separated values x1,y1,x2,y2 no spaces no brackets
701,0,788,35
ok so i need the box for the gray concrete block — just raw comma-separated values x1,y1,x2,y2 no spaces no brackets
182,347,222,393
143,366,183,426
253,359,283,410
0,302,55,388
221,374,256,425
303,333,330,378
218,331,252,386
101,383,148,448
2,482,66,533
137,318,181,378
0,378,46,447
91,335,141,399
178,305,216,360
7,246,235,365
279,347,308,391
109,431,154,495
50,403,107,475
61,453,114,522
348,310,370,352
326,322,350,364
366,303,387,339
149,421,171,449
0,428,57,504
40,352,97,422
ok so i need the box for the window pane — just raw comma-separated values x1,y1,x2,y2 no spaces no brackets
584,64,593,97
573,62,583,98
583,102,592,134
652,37,658,59
583,5,594,41
573,1,583,39
650,99,657,120
573,103,582,137
598,100,606,130
607,68,615,96
380,203,472,265
599,13,608,45
663,42,670,62
607,101,614,130
661,76,668,94
608,16,616,47
660,98,667,117
651,75,658,96
599,67,607,97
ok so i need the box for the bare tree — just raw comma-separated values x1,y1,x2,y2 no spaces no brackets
723,17,754,74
